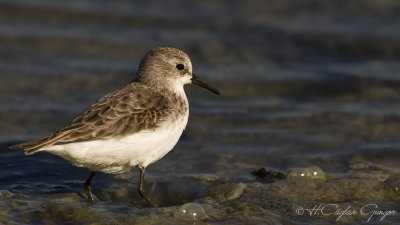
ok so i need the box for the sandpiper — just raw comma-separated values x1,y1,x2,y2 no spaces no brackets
10,47,220,206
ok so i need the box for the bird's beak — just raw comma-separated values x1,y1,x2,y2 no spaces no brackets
191,74,220,95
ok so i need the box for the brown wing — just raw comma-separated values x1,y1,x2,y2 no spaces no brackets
10,83,172,155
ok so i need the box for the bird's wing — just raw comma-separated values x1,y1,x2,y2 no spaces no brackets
10,83,173,155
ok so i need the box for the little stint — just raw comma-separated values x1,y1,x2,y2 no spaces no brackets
10,47,220,206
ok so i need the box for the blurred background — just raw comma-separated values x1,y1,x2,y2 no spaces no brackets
1,0,400,224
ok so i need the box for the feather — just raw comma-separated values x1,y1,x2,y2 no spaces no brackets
10,82,174,154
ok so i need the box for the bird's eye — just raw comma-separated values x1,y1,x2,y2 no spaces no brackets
176,64,185,71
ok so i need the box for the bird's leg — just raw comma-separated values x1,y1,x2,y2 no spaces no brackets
84,171,96,203
139,167,158,207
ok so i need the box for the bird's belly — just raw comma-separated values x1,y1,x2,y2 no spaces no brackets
44,117,187,174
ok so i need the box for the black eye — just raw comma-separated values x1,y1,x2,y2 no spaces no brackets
176,64,185,70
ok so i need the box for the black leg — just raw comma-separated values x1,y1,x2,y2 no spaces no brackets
84,171,96,203
139,167,158,207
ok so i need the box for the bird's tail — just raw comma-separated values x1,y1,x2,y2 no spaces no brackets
10,135,55,155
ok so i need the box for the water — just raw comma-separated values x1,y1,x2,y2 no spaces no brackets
1,0,400,224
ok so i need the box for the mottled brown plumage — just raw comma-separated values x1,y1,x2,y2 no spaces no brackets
10,83,175,155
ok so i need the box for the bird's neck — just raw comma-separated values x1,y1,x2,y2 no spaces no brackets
163,85,189,116
136,75,188,113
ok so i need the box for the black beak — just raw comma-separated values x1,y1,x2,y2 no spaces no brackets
191,74,220,95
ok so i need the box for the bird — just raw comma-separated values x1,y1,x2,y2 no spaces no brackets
10,47,220,206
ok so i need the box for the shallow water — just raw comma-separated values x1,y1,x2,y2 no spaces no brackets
1,0,400,224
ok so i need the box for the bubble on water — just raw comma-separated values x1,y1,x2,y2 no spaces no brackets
395,185,400,194
175,203,208,221
288,166,325,180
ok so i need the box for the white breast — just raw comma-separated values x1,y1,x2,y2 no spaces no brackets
44,112,189,174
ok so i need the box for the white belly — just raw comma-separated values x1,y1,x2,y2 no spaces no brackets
43,115,188,174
